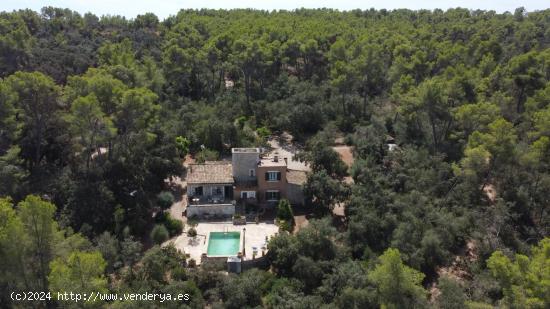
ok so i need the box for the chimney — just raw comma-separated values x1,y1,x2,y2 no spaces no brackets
273,155,278,162
284,157,288,165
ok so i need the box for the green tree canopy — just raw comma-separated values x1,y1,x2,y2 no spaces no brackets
487,238,550,308
368,248,427,308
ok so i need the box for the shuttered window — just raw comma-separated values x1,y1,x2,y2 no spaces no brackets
266,190,280,201
241,191,256,198
266,171,281,181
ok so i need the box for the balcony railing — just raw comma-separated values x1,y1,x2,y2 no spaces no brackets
235,178,258,188
188,195,234,206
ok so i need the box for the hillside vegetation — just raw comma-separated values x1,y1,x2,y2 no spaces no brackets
0,7,549,308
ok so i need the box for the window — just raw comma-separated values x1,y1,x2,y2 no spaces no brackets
266,190,280,201
241,191,256,198
249,169,255,177
265,171,281,181
194,186,203,196
212,186,222,195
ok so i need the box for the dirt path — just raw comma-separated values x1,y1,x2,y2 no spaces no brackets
293,215,309,234
167,155,195,224
165,175,187,224
332,145,354,168
332,203,346,217
332,144,354,217
483,184,496,203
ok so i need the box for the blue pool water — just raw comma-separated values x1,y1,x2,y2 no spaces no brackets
207,232,241,256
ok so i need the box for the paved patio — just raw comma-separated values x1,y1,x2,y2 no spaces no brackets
165,221,279,264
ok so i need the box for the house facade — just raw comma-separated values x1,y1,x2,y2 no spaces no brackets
186,148,305,218
232,148,261,206
186,162,235,218
256,154,287,206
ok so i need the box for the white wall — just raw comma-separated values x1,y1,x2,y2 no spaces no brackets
187,204,235,218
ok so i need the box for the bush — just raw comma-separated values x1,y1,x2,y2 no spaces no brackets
187,227,197,237
171,266,187,281
276,199,294,223
256,126,272,139
187,218,198,228
151,224,169,244
235,115,247,128
278,220,292,232
155,211,168,222
175,136,190,158
157,191,175,210
155,212,183,236
277,199,294,232
195,148,219,163
165,215,184,236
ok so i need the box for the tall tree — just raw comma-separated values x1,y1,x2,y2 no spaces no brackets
48,251,108,308
457,118,518,192
368,248,427,308
0,81,19,151
231,39,267,114
329,38,356,116
0,198,26,304
68,94,115,170
506,51,546,114
401,78,454,153
0,13,33,77
5,71,61,172
17,195,58,294
487,238,550,308
354,43,386,117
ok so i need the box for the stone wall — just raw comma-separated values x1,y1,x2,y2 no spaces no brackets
187,204,235,218
242,255,270,271
232,149,260,182
287,182,305,205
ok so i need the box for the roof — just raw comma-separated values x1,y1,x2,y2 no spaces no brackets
259,157,287,167
259,152,287,167
287,169,307,185
187,161,234,184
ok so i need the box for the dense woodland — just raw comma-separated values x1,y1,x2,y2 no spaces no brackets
0,6,549,308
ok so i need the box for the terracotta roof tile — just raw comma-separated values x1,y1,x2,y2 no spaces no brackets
187,162,233,184
287,169,307,185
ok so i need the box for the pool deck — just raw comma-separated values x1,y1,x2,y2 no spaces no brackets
166,221,279,264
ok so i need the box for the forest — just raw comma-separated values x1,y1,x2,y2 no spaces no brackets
0,6,549,308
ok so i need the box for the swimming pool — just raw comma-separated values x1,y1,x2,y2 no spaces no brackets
207,231,241,256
